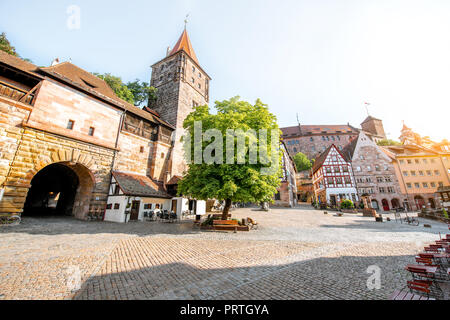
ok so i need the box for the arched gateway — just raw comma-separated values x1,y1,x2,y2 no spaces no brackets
23,162,94,218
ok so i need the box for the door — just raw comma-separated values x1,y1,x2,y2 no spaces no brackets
330,195,336,206
382,199,390,211
171,199,177,214
130,200,140,221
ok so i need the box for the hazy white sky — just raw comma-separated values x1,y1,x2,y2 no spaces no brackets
1,0,449,141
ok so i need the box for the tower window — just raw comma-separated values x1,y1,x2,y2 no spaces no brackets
67,120,75,130
192,66,195,72
140,146,144,153
161,152,165,158
198,84,201,89
88,127,95,136
199,73,202,78
193,101,199,108
191,77,195,84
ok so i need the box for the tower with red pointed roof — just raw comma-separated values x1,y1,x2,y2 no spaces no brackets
150,27,211,177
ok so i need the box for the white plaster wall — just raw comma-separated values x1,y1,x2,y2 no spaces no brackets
104,195,129,223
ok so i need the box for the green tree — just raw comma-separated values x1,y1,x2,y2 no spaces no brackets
377,139,401,146
178,97,282,219
126,79,158,107
0,32,18,56
292,152,312,172
94,73,135,104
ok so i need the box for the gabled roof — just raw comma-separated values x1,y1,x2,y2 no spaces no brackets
166,175,182,185
0,50,43,79
112,171,171,198
0,51,174,129
341,134,359,161
168,29,199,64
312,145,333,173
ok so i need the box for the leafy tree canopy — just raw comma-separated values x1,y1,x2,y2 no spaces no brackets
126,79,158,107
94,73,135,104
292,152,312,172
376,139,401,146
178,97,282,219
0,32,33,63
0,32,18,56
94,73,157,107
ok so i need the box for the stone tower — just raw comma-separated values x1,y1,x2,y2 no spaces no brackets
360,116,386,140
150,28,211,178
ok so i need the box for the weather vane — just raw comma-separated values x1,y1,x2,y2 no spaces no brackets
184,14,189,29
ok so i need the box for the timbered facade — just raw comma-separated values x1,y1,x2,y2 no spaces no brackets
312,144,358,206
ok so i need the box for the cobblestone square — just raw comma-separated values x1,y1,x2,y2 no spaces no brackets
0,205,448,300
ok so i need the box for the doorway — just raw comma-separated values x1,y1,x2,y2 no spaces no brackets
382,199,390,211
23,163,79,216
130,200,140,221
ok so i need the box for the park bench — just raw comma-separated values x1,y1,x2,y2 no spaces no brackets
213,219,239,233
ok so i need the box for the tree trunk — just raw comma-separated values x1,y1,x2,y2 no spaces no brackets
222,199,232,220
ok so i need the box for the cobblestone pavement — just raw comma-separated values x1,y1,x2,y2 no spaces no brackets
0,206,447,300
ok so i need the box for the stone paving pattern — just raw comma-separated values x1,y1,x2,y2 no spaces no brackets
0,205,448,300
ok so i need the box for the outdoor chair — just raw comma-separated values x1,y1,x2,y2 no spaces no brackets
247,217,259,230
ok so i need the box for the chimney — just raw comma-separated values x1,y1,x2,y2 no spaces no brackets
166,47,171,57
51,58,60,66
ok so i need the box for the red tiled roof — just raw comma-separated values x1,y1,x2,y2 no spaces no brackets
281,125,357,137
166,175,182,185
0,51,174,129
168,29,199,64
112,171,171,198
0,50,42,78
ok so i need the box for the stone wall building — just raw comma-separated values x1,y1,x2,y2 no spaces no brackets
280,116,386,160
0,50,176,220
341,131,403,212
382,144,450,211
0,28,214,222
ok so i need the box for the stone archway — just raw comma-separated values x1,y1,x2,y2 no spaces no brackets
23,162,95,218
391,198,400,209
1,148,97,219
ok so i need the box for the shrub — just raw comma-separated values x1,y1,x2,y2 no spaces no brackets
443,208,449,219
358,202,365,209
340,199,355,209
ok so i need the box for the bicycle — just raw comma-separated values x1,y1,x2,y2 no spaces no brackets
403,213,419,226
0,214,21,226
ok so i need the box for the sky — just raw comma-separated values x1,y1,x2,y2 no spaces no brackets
1,0,449,142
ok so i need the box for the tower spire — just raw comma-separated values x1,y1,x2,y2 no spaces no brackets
168,25,199,64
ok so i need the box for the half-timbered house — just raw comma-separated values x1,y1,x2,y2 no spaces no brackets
312,144,358,206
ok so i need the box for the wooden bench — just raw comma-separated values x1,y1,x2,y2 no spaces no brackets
213,219,239,233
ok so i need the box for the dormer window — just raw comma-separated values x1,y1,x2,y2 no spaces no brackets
88,127,95,136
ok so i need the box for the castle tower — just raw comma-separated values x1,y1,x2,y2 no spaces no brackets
150,29,211,177
360,116,386,140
